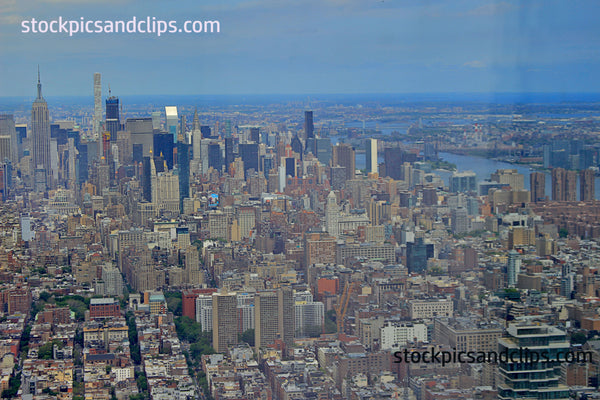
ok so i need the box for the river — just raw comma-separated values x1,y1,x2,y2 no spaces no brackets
347,147,599,201
438,152,600,200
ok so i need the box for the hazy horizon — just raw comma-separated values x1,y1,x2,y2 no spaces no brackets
2,1,600,97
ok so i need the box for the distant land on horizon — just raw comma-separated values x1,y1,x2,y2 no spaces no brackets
2,92,600,111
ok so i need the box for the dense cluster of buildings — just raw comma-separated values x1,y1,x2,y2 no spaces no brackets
2,74,600,399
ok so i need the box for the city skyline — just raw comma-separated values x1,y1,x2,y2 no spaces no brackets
1,1,600,96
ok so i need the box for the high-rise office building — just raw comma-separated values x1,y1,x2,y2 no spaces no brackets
105,90,120,141
366,138,378,174
333,143,355,181
506,250,521,287
178,142,190,210
304,111,314,141
325,191,339,237
153,133,174,170
294,291,324,338
239,143,259,174
250,127,260,143
212,292,238,353
254,287,294,354
254,291,278,350
127,117,154,157
31,68,51,191
450,171,477,193
315,138,332,165
497,324,570,400
208,142,223,172
406,238,434,274
580,168,595,201
196,295,213,332
491,169,524,190
93,72,102,138
165,106,178,143
224,137,234,169
201,125,212,139
451,207,468,234
530,172,545,202
0,115,17,164
291,135,303,158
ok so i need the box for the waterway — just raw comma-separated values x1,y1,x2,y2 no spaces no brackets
338,142,599,200
438,152,600,200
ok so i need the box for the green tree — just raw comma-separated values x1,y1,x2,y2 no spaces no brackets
164,292,182,316
38,341,57,359
135,371,148,393
571,331,587,345
324,310,337,334
559,228,568,238
238,329,255,347
1,373,21,398
39,291,52,302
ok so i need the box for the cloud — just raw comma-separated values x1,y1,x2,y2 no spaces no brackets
467,1,516,17
0,0,17,13
36,0,131,3
0,14,23,24
463,60,487,68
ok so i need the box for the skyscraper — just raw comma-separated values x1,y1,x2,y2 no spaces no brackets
530,172,545,203
224,137,234,170
105,90,120,141
580,168,595,201
254,290,278,351
450,171,477,193
93,72,102,138
208,142,223,172
239,143,259,174
0,115,17,164
254,287,294,355
212,292,238,353
153,133,174,170
165,106,179,143
406,238,434,274
31,68,51,191
304,111,314,141
451,207,468,234
325,191,339,237
552,167,577,202
565,169,577,202
506,250,521,287
366,138,378,174
333,143,355,181
178,142,190,210
551,168,565,201
491,169,524,190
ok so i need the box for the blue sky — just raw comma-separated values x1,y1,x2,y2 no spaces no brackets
1,0,599,96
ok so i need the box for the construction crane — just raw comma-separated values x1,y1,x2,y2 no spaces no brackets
334,281,360,335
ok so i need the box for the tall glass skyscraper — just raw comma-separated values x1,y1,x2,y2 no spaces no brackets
105,92,120,141
177,142,190,210
304,110,314,141
366,138,378,174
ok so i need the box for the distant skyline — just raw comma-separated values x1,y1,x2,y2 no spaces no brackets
1,0,600,97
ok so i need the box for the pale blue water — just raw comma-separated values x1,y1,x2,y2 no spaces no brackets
352,151,599,200
439,152,600,200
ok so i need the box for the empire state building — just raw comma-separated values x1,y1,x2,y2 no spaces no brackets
31,68,51,191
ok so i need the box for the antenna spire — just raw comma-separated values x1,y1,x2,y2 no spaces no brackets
36,65,43,100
